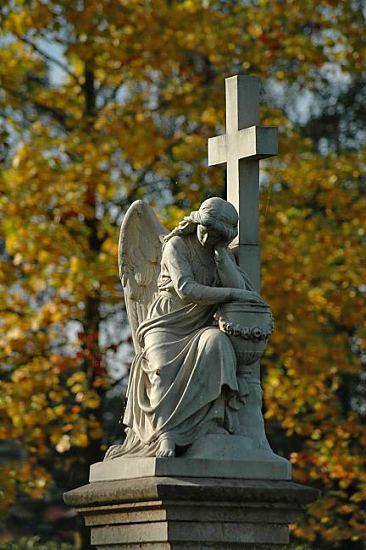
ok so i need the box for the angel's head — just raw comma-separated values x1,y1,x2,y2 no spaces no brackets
164,197,238,248
196,197,238,248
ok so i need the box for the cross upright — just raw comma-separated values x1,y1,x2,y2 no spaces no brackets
208,75,278,291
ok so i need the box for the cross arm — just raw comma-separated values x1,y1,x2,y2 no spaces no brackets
237,126,278,160
208,126,278,167
208,134,227,166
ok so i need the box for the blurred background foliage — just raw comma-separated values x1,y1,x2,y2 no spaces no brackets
0,0,365,548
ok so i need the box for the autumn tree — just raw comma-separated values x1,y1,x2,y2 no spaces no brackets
0,0,365,546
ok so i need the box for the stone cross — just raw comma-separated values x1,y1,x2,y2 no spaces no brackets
208,75,278,291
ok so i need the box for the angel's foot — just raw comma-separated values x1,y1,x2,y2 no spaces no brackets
157,448,175,457
157,435,175,458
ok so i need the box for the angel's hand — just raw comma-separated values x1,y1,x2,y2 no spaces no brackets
230,288,265,304
214,242,230,261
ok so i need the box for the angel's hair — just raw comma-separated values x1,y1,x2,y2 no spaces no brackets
164,197,238,243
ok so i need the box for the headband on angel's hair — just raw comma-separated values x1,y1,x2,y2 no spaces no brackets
164,211,201,243
164,197,238,244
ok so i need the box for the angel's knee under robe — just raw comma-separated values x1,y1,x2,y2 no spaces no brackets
107,235,245,458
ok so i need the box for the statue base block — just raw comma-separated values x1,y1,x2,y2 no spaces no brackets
64,477,318,548
90,455,291,483
90,435,292,482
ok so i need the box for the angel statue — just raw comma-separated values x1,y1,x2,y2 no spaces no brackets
105,197,266,459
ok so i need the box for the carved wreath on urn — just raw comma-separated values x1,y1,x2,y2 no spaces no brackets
215,312,274,341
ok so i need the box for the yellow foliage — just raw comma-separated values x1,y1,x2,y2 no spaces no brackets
0,0,365,545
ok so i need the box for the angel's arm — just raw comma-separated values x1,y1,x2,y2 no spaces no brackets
164,238,233,305
214,245,247,289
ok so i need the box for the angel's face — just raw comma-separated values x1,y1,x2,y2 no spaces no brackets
197,224,223,248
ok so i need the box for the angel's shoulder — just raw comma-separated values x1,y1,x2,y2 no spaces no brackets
163,236,189,258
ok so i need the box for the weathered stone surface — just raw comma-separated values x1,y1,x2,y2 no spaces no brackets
107,195,279,462
208,76,278,452
208,74,278,288
90,441,291,483
64,477,318,548
102,74,283,466
63,75,319,549
64,477,317,508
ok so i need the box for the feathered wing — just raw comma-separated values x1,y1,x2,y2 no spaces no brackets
118,200,168,353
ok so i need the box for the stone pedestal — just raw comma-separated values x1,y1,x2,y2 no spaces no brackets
89,431,292,485
64,476,318,549
90,449,291,484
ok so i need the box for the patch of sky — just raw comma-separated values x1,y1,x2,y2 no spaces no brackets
37,38,68,86
99,306,132,381
265,60,352,127
264,78,316,125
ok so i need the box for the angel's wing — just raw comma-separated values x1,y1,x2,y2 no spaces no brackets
118,200,168,353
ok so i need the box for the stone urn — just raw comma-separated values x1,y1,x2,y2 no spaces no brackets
215,301,274,366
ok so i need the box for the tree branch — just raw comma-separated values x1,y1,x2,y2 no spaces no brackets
18,34,81,87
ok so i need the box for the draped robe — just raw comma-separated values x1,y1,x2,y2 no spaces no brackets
105,234,246,459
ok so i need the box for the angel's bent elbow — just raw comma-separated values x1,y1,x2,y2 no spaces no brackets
176,288,190,302
176,281,197,303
